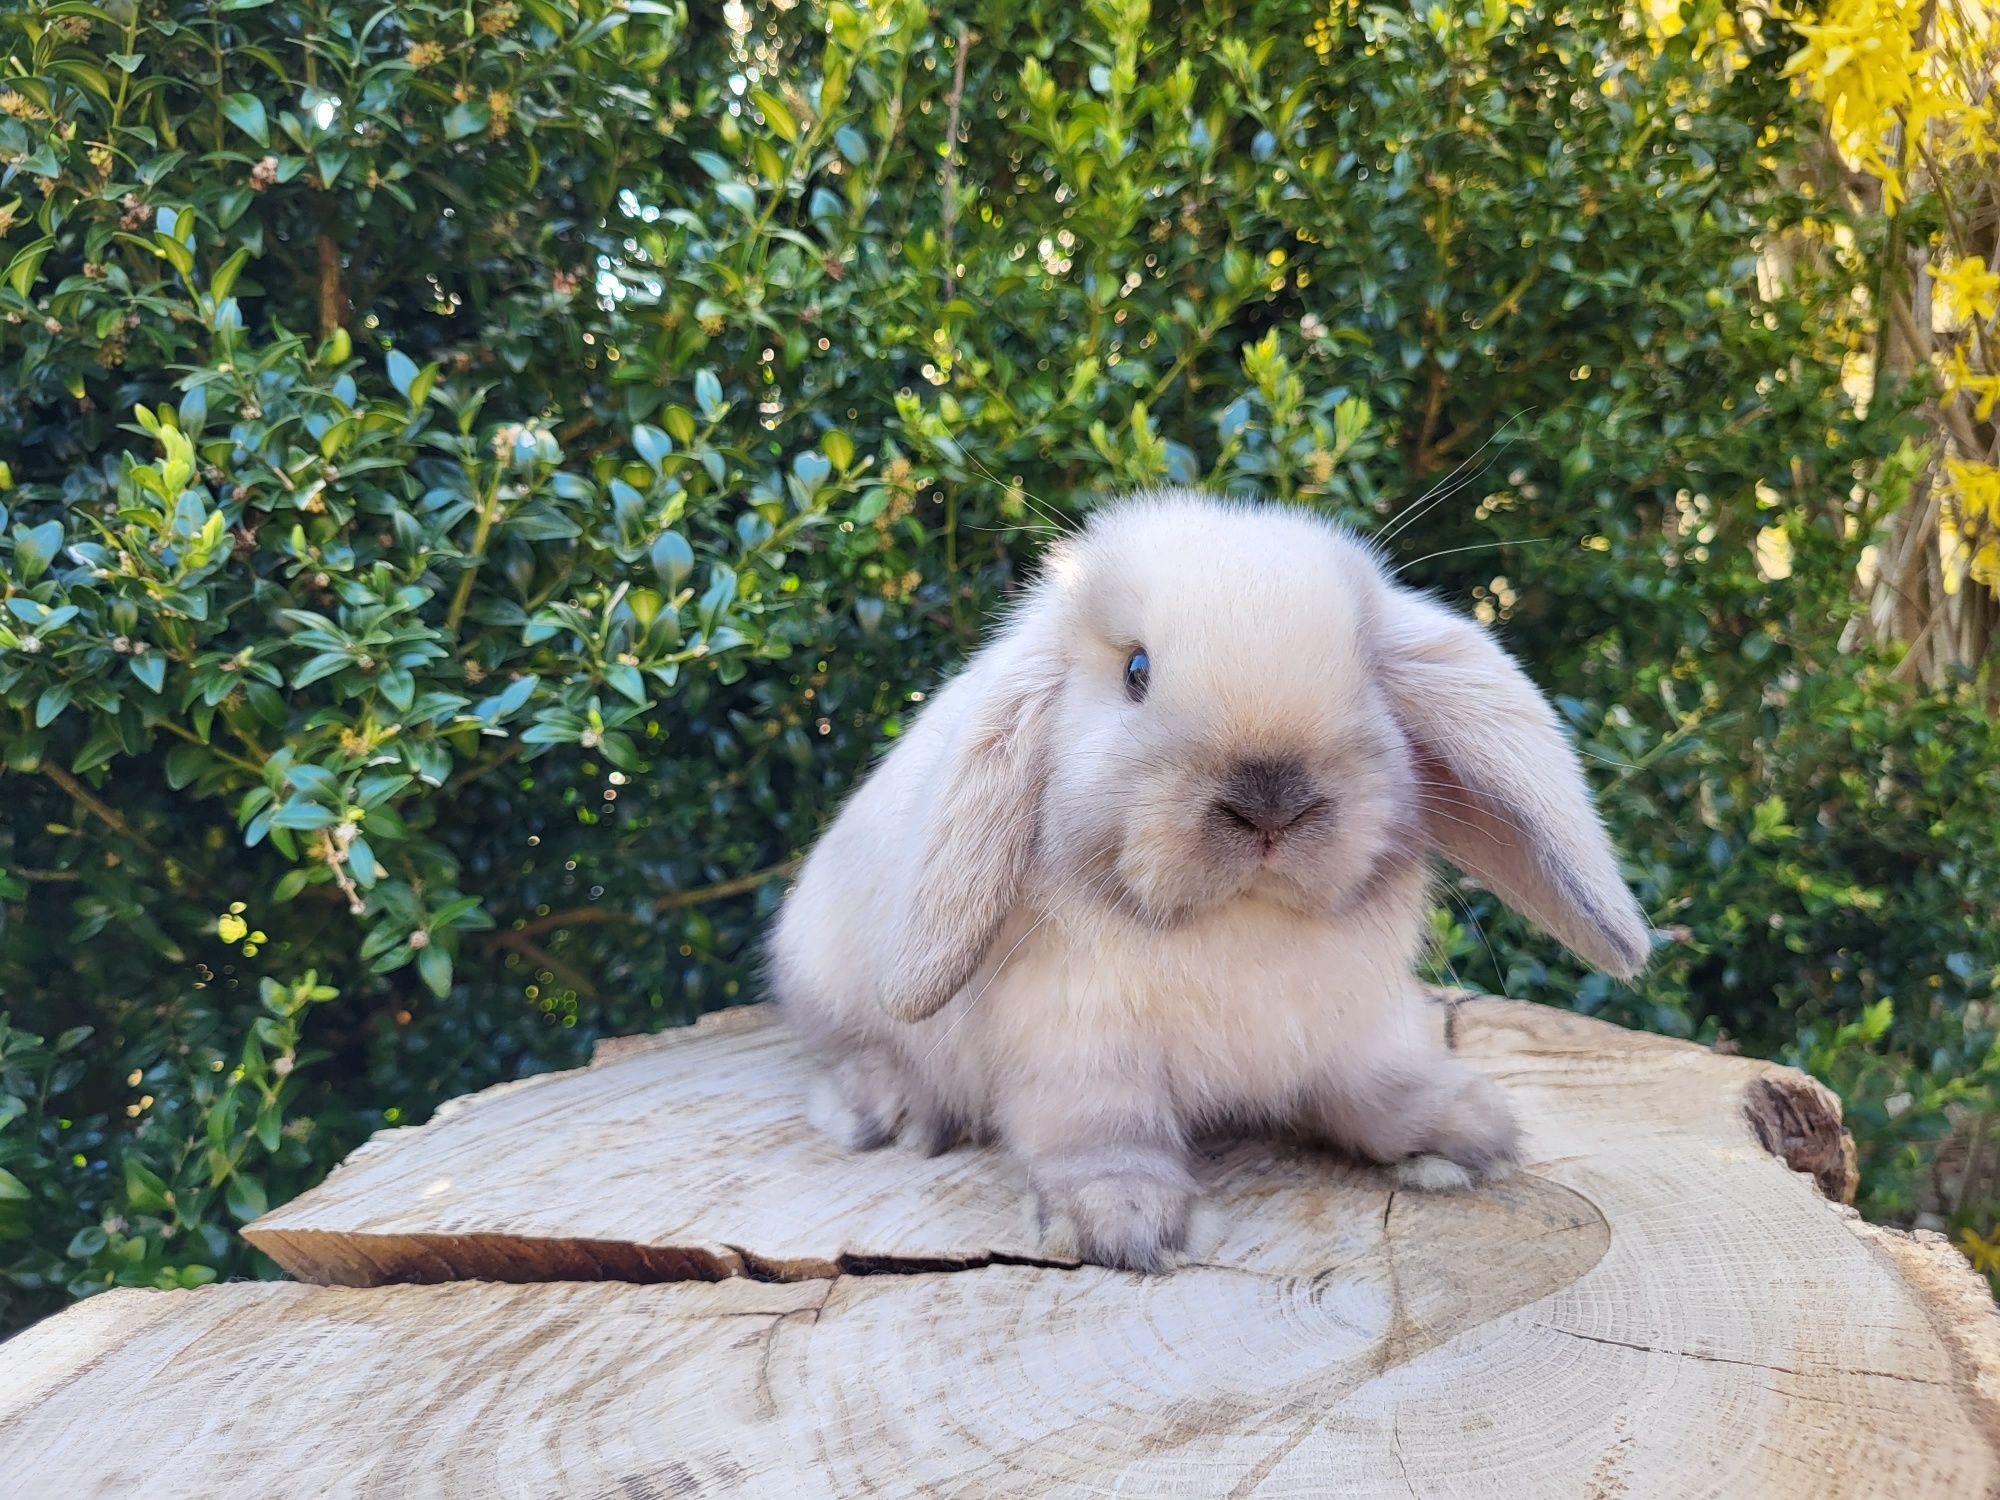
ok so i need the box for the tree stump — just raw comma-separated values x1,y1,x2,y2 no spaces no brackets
4,997,1997,1498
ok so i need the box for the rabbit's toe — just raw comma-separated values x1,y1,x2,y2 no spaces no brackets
897,1109,965,1157
1394,1153,1475,1191
807,1075,893,1150
807,1050,925,1152
1032,1162,1195,1273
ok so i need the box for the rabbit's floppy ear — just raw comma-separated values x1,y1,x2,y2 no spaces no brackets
879,613,1064,1022
1375,583,1650,977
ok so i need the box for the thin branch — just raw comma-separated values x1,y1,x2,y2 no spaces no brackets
514,858,800,937
39,762,166,862
316,230,345,338
156,718,265,777
940,26,971,300
486,927,600,999
317,832,365,916
447,736,525,794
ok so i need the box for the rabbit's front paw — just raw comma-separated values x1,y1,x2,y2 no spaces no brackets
807,1051,919,1152
1410,1065,1520,1185
1030,1151,1196,1272
1308,1056,1521,1188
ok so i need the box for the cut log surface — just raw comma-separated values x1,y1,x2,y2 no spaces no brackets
5,998,1998,1499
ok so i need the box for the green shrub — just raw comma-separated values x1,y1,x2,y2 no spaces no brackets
0,0,1982,1329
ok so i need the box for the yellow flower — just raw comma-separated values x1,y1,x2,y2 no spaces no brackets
1945,457,2000,529
1935,255,2000,326
1973,541,2000,588
1783,0,1969,210
1938,346,2000,421
1962,1224,2000,1277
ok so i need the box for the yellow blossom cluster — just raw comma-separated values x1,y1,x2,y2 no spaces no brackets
1788,0,2000,596
1946,459,2000,586
1937,255,2000,328
1781,0,1986,210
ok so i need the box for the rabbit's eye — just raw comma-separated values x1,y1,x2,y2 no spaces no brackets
1124,647,1151,702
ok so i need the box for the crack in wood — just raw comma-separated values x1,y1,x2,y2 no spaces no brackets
1537,1323,1955,1388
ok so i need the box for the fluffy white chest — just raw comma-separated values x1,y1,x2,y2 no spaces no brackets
945,893,1429,1118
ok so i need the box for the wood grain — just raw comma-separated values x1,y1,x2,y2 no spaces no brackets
2,997,1994,1498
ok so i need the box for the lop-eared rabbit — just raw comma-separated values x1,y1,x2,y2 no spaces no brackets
772,491,1647,1270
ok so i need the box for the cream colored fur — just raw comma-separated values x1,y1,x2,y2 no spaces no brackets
771,491,1649,1271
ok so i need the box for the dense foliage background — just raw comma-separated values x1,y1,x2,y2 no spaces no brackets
2,0,1995,1330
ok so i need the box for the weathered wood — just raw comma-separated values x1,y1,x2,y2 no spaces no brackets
2,997,1996,1498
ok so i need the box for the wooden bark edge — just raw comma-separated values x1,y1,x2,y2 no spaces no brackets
1744,1069,1859,1204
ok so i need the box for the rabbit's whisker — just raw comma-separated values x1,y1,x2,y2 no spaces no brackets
1408,796,1531,845
1394,536,1556,575
1374,408,1535,547
1446,888,1512,999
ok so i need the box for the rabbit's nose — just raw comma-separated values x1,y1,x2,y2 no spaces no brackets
1213,758,1326,838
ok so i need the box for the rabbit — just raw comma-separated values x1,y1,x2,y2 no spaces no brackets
770,490,1650,1271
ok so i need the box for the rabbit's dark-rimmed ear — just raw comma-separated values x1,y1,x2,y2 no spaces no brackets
880,620,1065,1022
1376,584,1650,978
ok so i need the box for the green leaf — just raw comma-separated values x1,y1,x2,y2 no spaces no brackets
751,88,799,143
1858,997,1894,1043
417,942,453,997
285,765,340,800
221,93,269,145
67,1225,108,1258
12,520,61,580
72,720,123,774
4,237,55,298
0,1167,28,1202
651,530,694,590
386,349,419,398
632,423,672,472
294,651,352,689
129,653,167,693
377,666,415,712
34,683,73,728
346,834,380,886
443,100,491,140
225,1173,268,1223
154,229,195,276
271,801,338,831
605,662,648,705
165,742,210,788
210,245,252,303
122,1158,171,1215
